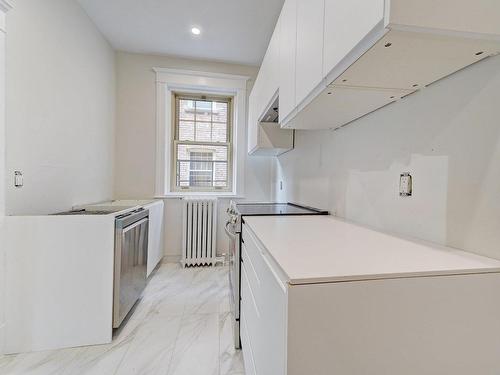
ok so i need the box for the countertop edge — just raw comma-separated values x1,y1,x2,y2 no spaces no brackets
288,268,500,286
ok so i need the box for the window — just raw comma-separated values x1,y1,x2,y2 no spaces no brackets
154,68,248,197
173,94,232,191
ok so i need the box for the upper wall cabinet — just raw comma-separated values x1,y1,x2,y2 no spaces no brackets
295,0,325,107
323,0,385,77
248,15,294,156
278,0,297,124
281,0,500,130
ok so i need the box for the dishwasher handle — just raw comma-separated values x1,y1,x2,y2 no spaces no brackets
122,217,148,233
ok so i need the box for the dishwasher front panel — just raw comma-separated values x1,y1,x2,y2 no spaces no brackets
113,212,149,328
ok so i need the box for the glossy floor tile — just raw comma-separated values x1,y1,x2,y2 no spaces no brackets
0,263,245,375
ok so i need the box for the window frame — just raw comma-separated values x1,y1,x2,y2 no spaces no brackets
153,67,249,198
171,93,234,193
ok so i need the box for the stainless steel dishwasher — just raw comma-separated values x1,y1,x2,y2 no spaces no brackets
113,208,149,328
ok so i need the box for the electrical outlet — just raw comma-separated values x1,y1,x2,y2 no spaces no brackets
14,171,23,188
399,173,412,196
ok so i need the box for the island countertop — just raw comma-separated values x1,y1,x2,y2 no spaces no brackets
243,215,500,285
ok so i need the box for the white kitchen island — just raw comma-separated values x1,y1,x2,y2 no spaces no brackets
240,215,500,375
2,199,165,354
3,205,138,354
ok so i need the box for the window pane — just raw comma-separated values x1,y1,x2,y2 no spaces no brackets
195,100,212,122
178,121,195,141
212,102,227,123
214,162,228,187
195,122,212,142
212,122,227,143
189,151,213,187
176,143,228,189
179,99,195,120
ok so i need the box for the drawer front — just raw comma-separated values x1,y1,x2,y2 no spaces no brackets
241,223,288,375
242,228,267,281
241,262,261,351
241,313,257,375
241,243,263,306
242,224,288,288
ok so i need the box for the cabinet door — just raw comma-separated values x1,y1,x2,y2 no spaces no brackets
323,0,385,77
278,0,297,124
145,201,164,277
248,17,281,154
247,86,260,154
261,17,280,103
295,0,325,106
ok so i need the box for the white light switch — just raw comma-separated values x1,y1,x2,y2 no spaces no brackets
399,173,412,197
14,171,23,188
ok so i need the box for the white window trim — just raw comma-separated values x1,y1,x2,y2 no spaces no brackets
154,67,249,197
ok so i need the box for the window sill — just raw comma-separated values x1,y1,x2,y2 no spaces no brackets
155,192,245,199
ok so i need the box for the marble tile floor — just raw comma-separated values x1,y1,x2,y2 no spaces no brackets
0,263,245,375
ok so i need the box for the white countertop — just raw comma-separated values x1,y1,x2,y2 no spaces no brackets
74,199,161,216
243,215,500,285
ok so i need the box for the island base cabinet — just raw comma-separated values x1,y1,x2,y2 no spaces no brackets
241,222,500,374
287,273,500,375
240,315,258,375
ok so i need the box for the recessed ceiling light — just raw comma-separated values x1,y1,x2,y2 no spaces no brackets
191,27,201,35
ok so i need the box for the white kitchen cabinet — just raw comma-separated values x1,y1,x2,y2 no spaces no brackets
278,0,297,124
241,228,287,375
248,14,294,156
286,274,500,375
388,0,500,36
292,84,411,130
143,200,164,276
282,0,500,129
4,214,117,353
254,0,500,133
240,312,257,375
294,0,325,108
323,0,385,78
240,216,500,374
248,88,294,156
247,82,261,155
260,16,280,104
331,29,500,91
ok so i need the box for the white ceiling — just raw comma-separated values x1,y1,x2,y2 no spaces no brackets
78,0,285,66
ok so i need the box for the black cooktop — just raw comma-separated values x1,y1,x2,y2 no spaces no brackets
235,203,328,216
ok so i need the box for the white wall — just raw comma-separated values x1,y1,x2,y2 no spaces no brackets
5,0,116,215
0,1,9,355
273,55,500,260
115,52,273,260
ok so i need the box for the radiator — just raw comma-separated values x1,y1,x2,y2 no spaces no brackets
182,197,218,267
